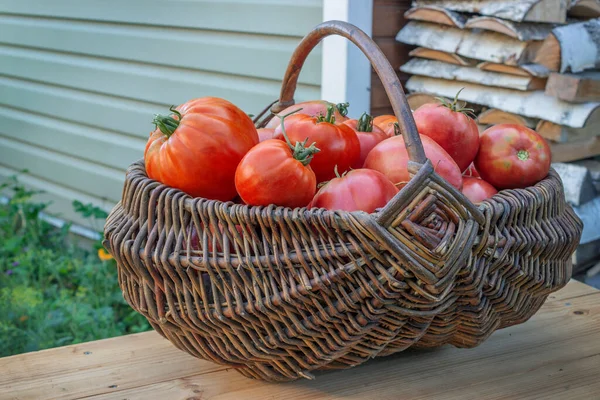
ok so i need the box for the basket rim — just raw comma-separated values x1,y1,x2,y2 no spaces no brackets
123,158,564,219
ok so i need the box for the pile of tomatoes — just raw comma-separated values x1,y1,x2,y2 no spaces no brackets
144,92,551,214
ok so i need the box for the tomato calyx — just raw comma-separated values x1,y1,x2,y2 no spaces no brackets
356,113,374,132
153,106,181,138
336,102,350,117
517,149,530,161
317,165,349,188
278,109,320,166
436,88,476,118
316,105,337,124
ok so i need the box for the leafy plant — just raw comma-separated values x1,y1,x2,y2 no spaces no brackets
0,174,150,357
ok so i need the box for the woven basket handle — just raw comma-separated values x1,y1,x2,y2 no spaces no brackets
270,20,427,165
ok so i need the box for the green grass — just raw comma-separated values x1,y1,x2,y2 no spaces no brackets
0,175,150,357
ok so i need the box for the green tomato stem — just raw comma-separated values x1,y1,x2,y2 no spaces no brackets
517,149,530,161
153,106,182,138
278,108,320,166
316,104,336,124
357,112,374,132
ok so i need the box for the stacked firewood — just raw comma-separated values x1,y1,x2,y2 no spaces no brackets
396,0,600,276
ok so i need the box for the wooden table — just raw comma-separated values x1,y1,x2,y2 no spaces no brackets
2,280,599,400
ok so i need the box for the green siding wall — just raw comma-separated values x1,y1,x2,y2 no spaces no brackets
0,0,322,228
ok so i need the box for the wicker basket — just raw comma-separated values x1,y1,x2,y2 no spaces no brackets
103,21,583,382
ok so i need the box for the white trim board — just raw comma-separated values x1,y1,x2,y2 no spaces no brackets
322,0,373,118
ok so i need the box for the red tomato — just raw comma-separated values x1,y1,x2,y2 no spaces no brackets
373,115,398,137
462,177,498,204
144,97,258,201
257,128,275,142
475,124,551,189
273,106,360,182
310,169,398,213
364,134,463,190
412,95,480,172
235,139,317,208
265,100,349,128
342,113,388,168
463,163,480,178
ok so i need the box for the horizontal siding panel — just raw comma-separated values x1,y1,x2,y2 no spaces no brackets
0,76,162,138
0,106,145,170
0,165,113,229
0,136,124,202
0,75,319,138
0,0,322,37
0,45,321,116
0,15,321,85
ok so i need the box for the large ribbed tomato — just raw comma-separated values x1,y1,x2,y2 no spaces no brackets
412,92,480,172
273,106,360,182
475,124,551,189
235,138,318,208
265,100,349,128
373,115,398,137
364,134,463,190
342,113,388,168
144,97,258,201
310,168,398,213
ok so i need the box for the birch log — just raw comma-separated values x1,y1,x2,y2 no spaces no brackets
409,48,476,66
406,93,444,110
396,21,541,65
412,0,568,23
535,18,600,73
536,116,600,142
550,136,600,162
400,59,547,90
405,75,600,127
404,6,468,28
545,71,600,102
477,62,550,77
551,162,597,206
464,16,555,41
568,0,600,18
477,109,539,128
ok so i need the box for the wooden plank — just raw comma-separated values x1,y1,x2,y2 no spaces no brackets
375,37,412,71
0,332,220,400
371,71,411,109
545,71,600,102
550,136,600,162
409,47,475,66
464,16,555,41
551,162,597,205
0,0,322,37
396,21,540,65
404,6,468,27
401,58,547,91
372,0,413,37
0,14,321,86
478,62,550,77
478,108,539,128
411,0,568,23
536,19,600,73
568,0,600,18
405,76,600,127
1,281,598,400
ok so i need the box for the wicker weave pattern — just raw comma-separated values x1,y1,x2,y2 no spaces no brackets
104,158,581,381
104,21,582,382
